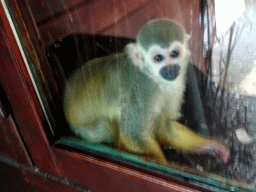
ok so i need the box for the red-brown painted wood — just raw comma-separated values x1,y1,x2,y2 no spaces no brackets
0,3,60,176
27,0,86,23
23,167,84,192
182,0,205,70
35,0,203,68
38,0,149,45
54,148,205,192
8,0,59,111
0,113,33,167
0,160,83,192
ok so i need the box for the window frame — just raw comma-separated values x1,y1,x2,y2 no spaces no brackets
0,0,214,191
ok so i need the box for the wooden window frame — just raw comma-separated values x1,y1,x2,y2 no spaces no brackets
0,1,210,191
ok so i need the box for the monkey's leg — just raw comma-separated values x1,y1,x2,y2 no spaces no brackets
72,118,119,144
118,105,168,163
156,121,229,163
117,133,168,163
117,104,170,162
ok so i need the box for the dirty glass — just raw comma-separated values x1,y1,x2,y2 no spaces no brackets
2,0,256,191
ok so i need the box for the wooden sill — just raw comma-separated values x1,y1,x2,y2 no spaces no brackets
53,147,204,192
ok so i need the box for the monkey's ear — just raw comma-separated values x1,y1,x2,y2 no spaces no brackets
125,43,145,65
184,34,191,46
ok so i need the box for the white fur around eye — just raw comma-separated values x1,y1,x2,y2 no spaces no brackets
168,41,184,60
149,45,169,64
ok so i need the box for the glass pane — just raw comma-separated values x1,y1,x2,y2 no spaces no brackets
3,0,256,190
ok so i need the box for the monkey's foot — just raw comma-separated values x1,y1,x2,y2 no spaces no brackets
195,144,229,164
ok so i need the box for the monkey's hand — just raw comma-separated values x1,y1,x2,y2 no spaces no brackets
195,143,229,164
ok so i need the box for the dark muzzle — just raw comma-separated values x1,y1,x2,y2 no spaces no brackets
159,64,180,81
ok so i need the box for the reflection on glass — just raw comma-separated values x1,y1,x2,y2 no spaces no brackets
203,0,256,187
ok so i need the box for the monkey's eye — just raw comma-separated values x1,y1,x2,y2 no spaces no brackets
153,54,164,62
170,50,179,58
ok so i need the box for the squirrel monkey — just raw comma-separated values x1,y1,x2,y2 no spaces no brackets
63,19,229,164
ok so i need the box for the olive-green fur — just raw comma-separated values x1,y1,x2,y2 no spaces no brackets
137,19,185,50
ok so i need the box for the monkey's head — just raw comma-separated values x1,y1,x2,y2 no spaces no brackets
126,18,191,83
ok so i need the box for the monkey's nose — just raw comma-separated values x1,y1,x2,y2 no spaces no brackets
159,64,180,81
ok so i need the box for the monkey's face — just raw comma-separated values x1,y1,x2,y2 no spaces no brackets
145,41,190,83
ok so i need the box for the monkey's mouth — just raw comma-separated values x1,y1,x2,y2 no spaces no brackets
159,64,180,81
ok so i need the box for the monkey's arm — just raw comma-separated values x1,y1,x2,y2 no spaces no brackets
157,121,229,163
